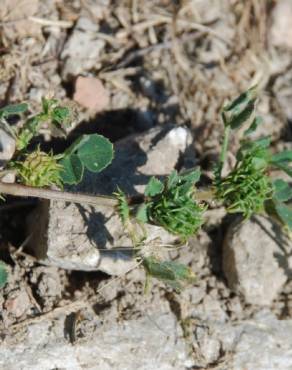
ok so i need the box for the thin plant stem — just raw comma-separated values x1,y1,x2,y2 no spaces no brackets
0,182,215,209
0,182,118,208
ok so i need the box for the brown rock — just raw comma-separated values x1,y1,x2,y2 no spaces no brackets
73,76,109,112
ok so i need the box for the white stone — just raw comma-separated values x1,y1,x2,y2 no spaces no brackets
0,129,15,162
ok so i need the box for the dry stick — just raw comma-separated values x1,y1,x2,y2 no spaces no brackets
0,182,215,207
0,182,118,208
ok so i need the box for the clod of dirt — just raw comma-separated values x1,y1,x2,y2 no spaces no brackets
223,215,289,306
61,17,105,79
270,0,292,49
0,0,41,42
29,266,63,310
73,76,109,112
3,289,31,319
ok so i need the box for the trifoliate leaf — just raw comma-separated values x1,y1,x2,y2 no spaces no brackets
59,134,114,184
77,134,114,173
145,177,164,197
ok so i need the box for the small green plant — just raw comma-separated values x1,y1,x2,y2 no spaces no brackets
137,170,206,238
0,87,291,292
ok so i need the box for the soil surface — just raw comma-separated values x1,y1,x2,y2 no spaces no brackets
0,1,292,369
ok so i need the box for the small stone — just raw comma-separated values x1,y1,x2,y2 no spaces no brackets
270,0,292,49
223,215,289,306
61,17,105,78
4,290,31,318
73,76,109,112
194,326,221,365
0,129,16,163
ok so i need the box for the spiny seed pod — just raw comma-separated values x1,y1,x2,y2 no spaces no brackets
149,190,206,238
215,146,273,218
15,149,63,188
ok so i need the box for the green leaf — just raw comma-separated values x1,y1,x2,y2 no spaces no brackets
143,257,196,291
272,162,292,177
51,107,70,125
224,85,257,112
0,103,28,118
273,179,292,202
63,135,86,157
42,97,58,114
77,134,114,173
270,150,292,177
0,261,8,289
136,204,149,223
59,134,113,184
222,86,257,130
226,100,256,130
274,201,292,230
180,168,201,184
271,150,292,164
250,157,269,170
244,116,263,136
145,177,164,197
59,154,84,185
167,170,180,189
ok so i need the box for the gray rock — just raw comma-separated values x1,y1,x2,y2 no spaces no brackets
223,215,290,305
0,129,15,163
0,311,191,370
2,305,292,370
28,125,193,274
61,17,105,79
187,310,292,370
